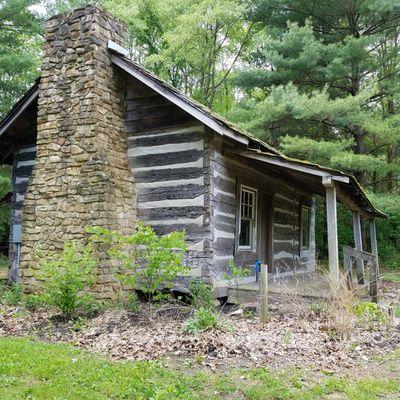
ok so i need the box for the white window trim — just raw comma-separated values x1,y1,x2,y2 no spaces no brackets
300,204,311,251
238,185,258,251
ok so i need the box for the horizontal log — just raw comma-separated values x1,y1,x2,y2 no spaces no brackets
126,95,169,110
128,131,202,148
15,165,35,176
134,167,204,183
151,224,211,239
213,174,236,193
214,221,235,235
138,206,205,220
213,192,235,207
211,201,235,215
213,212,236,226
15,151,36,162
213,237,235,256
130,149,203,168
126,103,184,121
138,184,204,202
126,113,192,133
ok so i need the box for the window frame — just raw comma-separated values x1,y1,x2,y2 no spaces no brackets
238,185,258,251
300,204,311,251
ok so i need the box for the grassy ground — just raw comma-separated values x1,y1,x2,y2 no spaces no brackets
1,337,400,400
381,271,400,285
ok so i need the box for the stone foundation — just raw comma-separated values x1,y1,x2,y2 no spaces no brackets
19,5,136,299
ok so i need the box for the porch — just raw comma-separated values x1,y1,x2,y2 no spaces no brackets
223,148,384,303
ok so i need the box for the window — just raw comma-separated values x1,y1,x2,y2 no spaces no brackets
300,205,311,250
239,186,257,250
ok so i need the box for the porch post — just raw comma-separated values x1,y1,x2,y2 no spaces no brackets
370,219,379,270
322,177,340,287
369,219,379,303
352,212,364,284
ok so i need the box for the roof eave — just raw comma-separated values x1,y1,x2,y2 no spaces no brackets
0,82,39,139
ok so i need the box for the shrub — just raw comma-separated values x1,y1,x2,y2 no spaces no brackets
87,224,188,301
184,307,219,333
189,280,215,310
32,241,97,318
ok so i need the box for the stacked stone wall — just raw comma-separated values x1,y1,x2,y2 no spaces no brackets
19,5,136,299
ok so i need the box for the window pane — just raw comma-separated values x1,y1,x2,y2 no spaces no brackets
301,207,310,249
239,219,251,247
239,187,256,249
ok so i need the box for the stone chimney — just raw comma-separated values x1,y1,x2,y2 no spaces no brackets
20,5,136,298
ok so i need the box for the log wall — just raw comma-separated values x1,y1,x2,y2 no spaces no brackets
210,136,316,280
8,144,36,283
125,77,212,278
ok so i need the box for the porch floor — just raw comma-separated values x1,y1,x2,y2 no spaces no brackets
227,272,368,304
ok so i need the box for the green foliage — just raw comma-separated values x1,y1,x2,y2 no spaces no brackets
87,223,188,301
369,193,400,269
355,301,387,325
0,283,23,306
32,241,97,318
188,279,215,310
102,0,253,110
224,259,250,284
0,0,42,118
224,259,250,305
184,307,219,333
310,301,329,317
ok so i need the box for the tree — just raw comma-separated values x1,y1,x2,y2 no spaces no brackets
231,0,400,188
103,0,255,111
0,0,42,118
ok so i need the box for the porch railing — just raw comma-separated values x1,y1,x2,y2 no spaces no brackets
343,245,379,303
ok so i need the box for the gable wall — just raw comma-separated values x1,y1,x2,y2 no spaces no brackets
125,76,213,279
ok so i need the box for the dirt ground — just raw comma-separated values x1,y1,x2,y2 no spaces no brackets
1,280,400,379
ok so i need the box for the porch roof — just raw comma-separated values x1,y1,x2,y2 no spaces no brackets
0,80,38,163
228,148,386,219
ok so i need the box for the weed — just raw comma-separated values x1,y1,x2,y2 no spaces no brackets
224,259,250,306
184,307,219,333
0,283,22,306
355,301,387,325
189,280,215,310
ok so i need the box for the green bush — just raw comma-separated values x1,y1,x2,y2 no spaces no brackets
188,279,215,310
32,241,97,318
87,223,188,301
184,307,219,333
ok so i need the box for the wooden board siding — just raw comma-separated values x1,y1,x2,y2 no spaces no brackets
209,137,316,279
125,76,213,278
8,144,36,282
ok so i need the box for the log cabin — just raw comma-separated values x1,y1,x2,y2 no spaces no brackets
0,5,384,299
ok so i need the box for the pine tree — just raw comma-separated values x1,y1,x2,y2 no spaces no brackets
231,0,400,189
